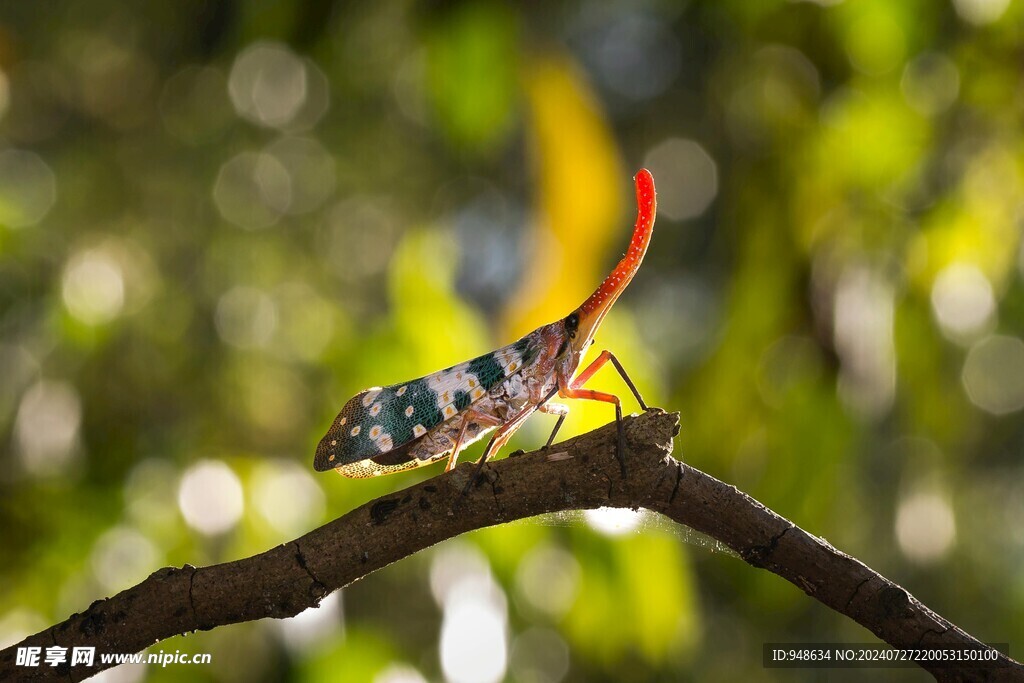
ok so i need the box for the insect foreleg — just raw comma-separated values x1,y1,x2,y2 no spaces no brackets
445,409,504,473
538,401,570,449
569,350,648,410
557,386,627,478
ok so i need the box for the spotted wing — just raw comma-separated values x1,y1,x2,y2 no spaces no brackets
313,334,538,476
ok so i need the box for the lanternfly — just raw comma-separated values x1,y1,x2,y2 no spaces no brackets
314,169,657,480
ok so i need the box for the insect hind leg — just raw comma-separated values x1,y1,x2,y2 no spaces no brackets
461,404,537,497
445,409,503,472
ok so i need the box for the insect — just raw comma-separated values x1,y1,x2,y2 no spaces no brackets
314,169,656,484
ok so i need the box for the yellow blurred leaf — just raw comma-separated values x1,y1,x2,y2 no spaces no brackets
504,55,623,338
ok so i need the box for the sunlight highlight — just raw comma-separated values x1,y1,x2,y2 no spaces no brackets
432,544,509,683
213,152,292,229
62,248,126,325
584,507,644,536
0,149,56,227
277,592,342,654
834,266,895,418
896,491,956,563
215,286,278,349
252,459,325,538
177,460,244,536
643,138,718,221
440,578,508,683
930,262,995,342
514,543,581,618
14,380,81,477
962,335,1024,415
229,42,308,129
90,526,160,593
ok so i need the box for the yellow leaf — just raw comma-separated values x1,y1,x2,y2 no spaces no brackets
503,55,623,338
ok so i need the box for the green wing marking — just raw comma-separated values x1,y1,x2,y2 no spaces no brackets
314,334,538,475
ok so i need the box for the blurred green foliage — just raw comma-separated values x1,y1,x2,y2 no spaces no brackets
1,1,1023,682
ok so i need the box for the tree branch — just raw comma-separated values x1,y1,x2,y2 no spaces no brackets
1,410,1018,681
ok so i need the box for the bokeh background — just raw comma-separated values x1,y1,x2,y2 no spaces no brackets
1,1,1022,681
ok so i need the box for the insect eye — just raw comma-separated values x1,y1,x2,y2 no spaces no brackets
565,312,579,339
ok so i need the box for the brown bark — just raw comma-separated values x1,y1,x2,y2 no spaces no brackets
0,410,1018,681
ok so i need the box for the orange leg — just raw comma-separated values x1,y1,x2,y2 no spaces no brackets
560,351,647,478
570,350,648,409
559,386,628,477
445,409,503,472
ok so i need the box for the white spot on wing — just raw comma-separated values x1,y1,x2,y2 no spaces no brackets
427,364,479,402
497,346,522,371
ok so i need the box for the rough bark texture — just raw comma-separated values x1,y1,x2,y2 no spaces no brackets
0,410,1018,681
